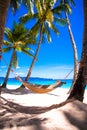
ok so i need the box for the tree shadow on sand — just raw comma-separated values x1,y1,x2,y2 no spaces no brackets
0,96,52,129
1,87,60,96
0,96,87,130
1,87,33,95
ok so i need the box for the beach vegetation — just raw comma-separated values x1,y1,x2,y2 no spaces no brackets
1,22,36,88
67,0,87,101
53,0,79,94
19,0,68,86
64,0,79,94
0,0,87,104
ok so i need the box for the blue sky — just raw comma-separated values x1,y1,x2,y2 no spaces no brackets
0,0,84,79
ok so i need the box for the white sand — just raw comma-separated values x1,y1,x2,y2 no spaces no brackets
0,86,87,130
1,88,67,106
1,86,87,106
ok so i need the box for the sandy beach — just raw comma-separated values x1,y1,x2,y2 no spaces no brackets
0,86,87,130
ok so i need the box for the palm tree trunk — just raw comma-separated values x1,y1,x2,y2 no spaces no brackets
65,12,78,94
0,0,10,58
24,24,43,82
2,49,16,88
67,0,87,102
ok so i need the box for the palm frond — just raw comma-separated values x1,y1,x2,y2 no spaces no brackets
10,0,19,14
54,17,67,26
52,3,72,14
24,36,36,44
22,48,34,58
21,0,34,14
44,24,52,43
12,22,29,41
69,0,76,6
62,0,76,6
35,0,43,18
4,28,13,42
52,5,63,15
16,46,22,52
29,21,40,37
48,22,60,35
2,47,12,53
3,41,11,46
13,22,28,35
63,3,72,13
46,9,54,22
20,12,38,23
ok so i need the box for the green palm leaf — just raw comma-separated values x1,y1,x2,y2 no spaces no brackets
29,21,40,37
24,36,36,44
35,0,43,18
61,0,76,6
49,22,60,35
54,17,67,26
10,0,19,14
52,4,72,14
69,0,76,6
44,24,51,43
3,40,11,46
22,0,34,14
21,48,34,58
20,12,38,23
4,28,13,42
2,47,12,53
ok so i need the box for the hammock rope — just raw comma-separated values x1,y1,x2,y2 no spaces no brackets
64,68,74,79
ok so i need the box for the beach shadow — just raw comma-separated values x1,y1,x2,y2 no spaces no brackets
1,88,60,96
0,96,50,129
1,97,87,130
47,92,60,96
64,102,87,130
0,96,75,115
1,87,33,95
0,111,48,130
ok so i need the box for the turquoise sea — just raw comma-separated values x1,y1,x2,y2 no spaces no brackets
0,77,75,89
0,77,87,89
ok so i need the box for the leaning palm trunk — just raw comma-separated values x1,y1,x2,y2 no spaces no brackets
66,12,78,94
67,0,87,102
0,0,10,58
2,49,16,88
23,24,43,84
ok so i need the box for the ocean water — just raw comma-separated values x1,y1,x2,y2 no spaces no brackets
0,77,87,89
0,77,73,88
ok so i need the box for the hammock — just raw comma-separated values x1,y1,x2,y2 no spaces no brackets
0,57,68,94
16,76,66,93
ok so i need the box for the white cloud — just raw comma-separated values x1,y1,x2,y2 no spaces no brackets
15,72,25,76
30,65,74,79
50,65,73,70
0,66,7,69
16,66,21,69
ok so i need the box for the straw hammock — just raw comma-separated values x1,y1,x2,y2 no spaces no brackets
0,57,68,94
16,76,65,94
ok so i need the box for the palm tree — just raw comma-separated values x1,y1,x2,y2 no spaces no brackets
20,0,66,84
66,11,78,93
64,0,78,94
0,0,10,59
0,0,24,60
2,22,35,88
54,0,78,93
67,0,87,102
